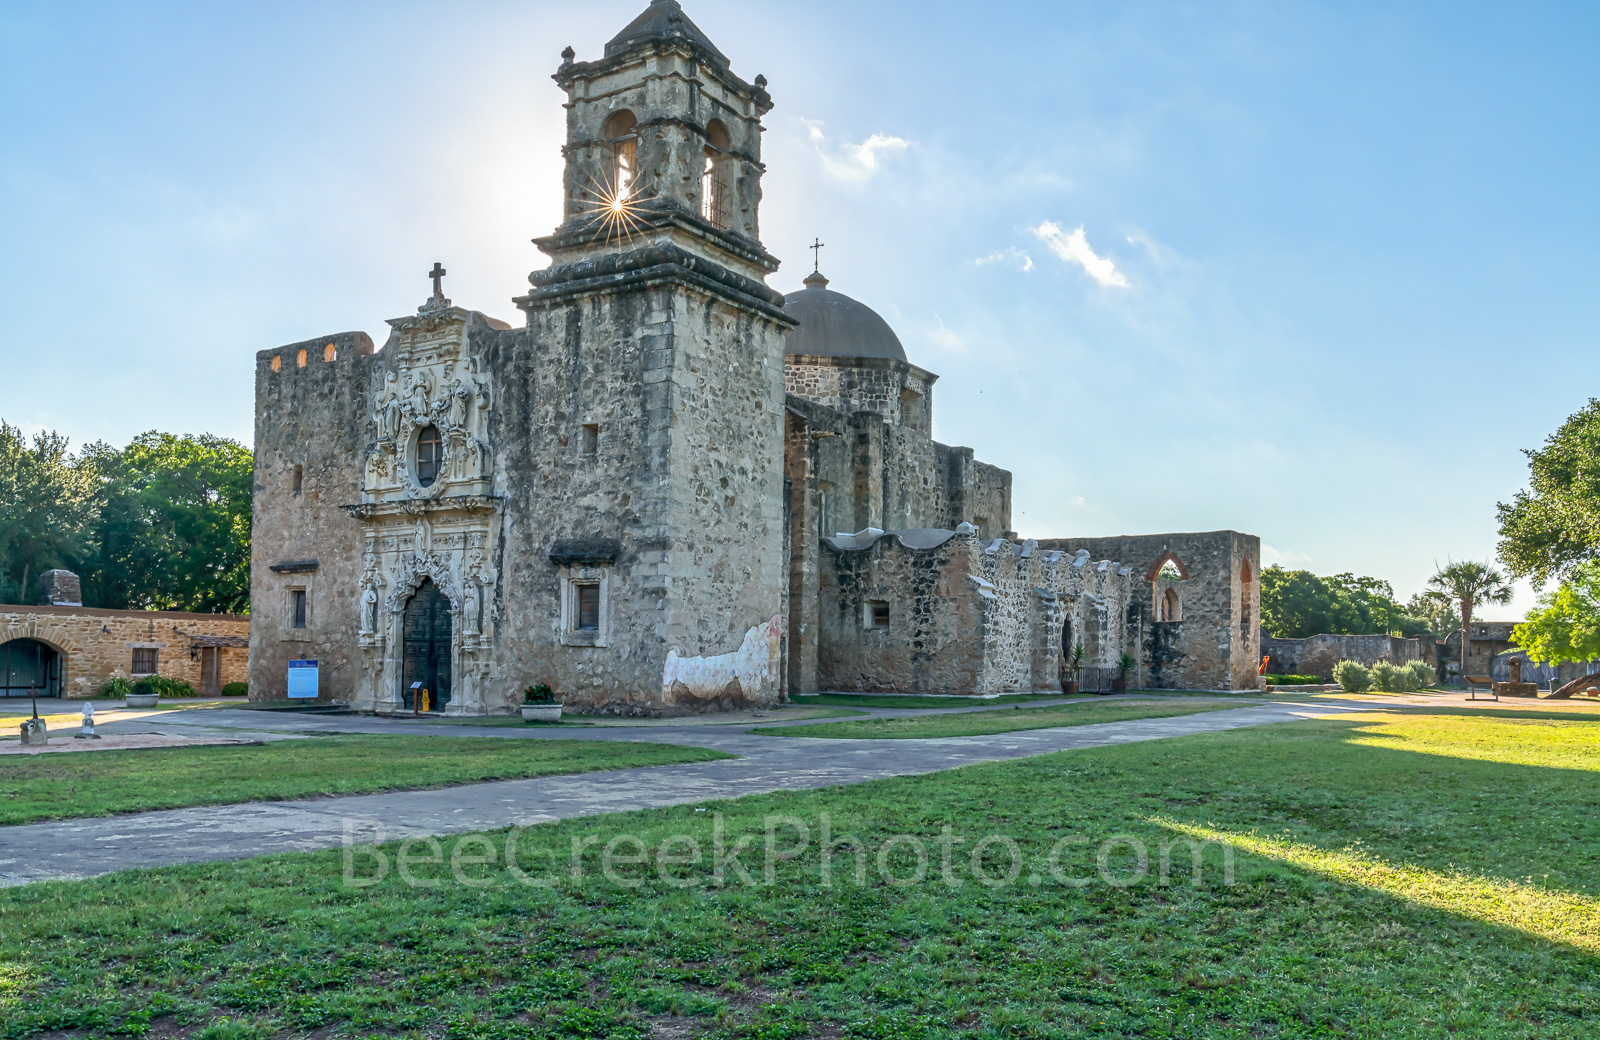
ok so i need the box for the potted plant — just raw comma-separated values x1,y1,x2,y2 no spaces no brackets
125,676,159,709
1112,652,1135,692
1063,643,1085,695
521,683,562,723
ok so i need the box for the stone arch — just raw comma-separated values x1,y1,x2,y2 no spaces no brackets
0,618,83,656
1144,550,1190,582
1161,586,1182,622
1239,556,1254,584
385,557,461,617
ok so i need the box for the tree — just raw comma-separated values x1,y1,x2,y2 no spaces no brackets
1426,560,1514,679
1512,562,1600,665
1259,566,1414,639
1497,398,1600,585
85,432,253,613
0,421,98,603
1404,591,1459,640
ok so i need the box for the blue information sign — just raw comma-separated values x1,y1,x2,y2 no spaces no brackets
287,659,319,699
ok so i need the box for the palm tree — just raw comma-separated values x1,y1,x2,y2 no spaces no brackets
1427,560,1514,683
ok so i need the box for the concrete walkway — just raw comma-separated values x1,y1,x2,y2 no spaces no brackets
0,697,1374,887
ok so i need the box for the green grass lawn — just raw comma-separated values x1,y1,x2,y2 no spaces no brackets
758,698,1241,738
790,692,1075,709
3,706,1599,1038
0,736,731,826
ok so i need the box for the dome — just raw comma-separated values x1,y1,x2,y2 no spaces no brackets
782,273,907,362
605,1,728,65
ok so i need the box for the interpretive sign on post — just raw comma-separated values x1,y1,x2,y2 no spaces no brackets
287,660,319,699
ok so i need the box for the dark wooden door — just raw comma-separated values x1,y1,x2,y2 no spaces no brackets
402,579,452,709
199,647,221,696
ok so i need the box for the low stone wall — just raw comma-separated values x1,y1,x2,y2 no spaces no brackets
1261,631,1421,679
0,605,249,698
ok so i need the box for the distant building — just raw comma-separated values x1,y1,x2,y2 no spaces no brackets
0,570,247,699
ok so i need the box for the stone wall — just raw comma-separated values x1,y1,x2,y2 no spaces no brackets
1036,531,1260,690
1260,631,1422,679
250,330,376,703
0,605,248,698
815,529,1133,694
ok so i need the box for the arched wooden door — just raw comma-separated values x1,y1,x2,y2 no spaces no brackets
401,579,452,709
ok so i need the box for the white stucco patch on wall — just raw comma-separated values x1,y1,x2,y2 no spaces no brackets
661,615,782,707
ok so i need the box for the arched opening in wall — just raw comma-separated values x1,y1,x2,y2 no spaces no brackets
1162,587,1182,622
701,118,733,230
0,638,60,698
415,425,442,487
603,110,638,202
1144,551,1190,583
401,579,452,710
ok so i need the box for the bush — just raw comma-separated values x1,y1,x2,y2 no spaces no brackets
1263,673,1323,685
523,683,556,705
1369,661,1403,692
99,676,134,699
132,675,195,699
1404,660,1434,690
221,681,248,697
1332,660,1371,693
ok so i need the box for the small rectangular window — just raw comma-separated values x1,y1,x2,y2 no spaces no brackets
576,584,601,630
292,465,304,495
292,589,307,629
581,424,599,456
131,648,158,675
867,600,890,630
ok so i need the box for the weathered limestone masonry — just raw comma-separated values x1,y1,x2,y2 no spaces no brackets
814,529,1134,694
250,0,791,715
1037,532,1261,690
0,604,247,698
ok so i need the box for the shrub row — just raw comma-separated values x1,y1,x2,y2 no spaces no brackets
1262,673,1324,685
1332,659,1434,693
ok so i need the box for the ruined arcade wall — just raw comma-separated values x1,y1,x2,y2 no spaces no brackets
249,331,376,702
1037,531,1260,690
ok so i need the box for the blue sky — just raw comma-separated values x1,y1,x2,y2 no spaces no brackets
3,1,1597,617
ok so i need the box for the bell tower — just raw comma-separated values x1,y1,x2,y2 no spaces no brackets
540,0,776,279
507,1,796,713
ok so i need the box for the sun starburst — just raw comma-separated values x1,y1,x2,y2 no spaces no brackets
576,171,659,248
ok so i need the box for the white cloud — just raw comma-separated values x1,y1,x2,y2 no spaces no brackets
929,314,963,351
974,247,1033,272
1032,221,1129,288
1262,544,1313,566
802,119,909,182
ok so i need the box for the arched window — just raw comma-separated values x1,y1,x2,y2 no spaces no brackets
415,425,442,487
603,110,638,203
701,118,733,229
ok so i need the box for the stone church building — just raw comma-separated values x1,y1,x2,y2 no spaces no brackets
249,0,1261,714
